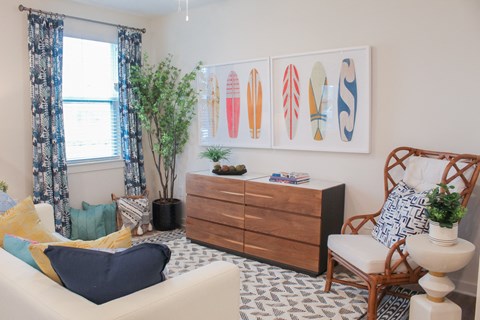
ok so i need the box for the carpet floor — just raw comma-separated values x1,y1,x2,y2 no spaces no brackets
133,230,416,320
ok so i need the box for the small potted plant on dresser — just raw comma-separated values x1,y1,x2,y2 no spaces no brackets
426,183,467,246
199,145,231,170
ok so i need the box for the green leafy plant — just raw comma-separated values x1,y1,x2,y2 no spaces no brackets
0,180,7,193
199,145,232,163
130,54,201,202
426,183,466,228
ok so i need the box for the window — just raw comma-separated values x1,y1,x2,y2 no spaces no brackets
62,37,120,163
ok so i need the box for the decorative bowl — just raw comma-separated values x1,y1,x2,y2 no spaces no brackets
212,168,247,175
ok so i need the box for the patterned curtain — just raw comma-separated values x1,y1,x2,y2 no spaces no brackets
28,13,70,237
118,28,146,196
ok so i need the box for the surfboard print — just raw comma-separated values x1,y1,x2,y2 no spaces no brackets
282,64,300,140
226,71,240,138
338,58,358,142
247,68,263,139
309,62,328,141
207,74,220,137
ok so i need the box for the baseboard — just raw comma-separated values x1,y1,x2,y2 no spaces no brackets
453,278,477,296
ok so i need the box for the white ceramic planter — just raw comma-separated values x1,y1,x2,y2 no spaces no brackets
428,220,458,246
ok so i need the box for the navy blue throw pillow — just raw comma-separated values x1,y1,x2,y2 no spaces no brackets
44,243,171,304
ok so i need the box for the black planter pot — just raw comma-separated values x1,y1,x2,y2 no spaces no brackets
152,198,180,231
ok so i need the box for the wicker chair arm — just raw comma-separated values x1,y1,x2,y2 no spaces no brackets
384,238,424,277
341,210,381,234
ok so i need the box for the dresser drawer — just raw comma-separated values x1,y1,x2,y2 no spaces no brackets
244,231,319,272
245,181,322,216
245,206,320,245
187,195,244,228
186,173,244,204
186,217,244,252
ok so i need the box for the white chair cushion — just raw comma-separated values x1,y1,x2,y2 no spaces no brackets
371,181,430,248
328,234,418,274
404,156,474,193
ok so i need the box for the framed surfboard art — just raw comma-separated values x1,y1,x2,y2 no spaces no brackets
197,58,271,148
271,46,371,153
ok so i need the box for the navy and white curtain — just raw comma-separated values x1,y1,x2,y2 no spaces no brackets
28,13,70,237
118,28,146,196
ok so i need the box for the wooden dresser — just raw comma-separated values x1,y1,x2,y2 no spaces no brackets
186,171,345,275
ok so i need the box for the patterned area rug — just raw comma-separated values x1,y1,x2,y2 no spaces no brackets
134,230,414,320
131,228,186,244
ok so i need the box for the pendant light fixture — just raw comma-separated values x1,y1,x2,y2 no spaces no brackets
177,0,189,22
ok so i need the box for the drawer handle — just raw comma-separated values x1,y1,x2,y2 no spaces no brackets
245,214,262,220
245,192,273,199
219,191,244,197
224,239,243,246
245,244,269,251
221,213,243,220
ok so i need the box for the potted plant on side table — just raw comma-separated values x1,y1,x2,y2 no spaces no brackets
130,54,201,231
425,183,467,246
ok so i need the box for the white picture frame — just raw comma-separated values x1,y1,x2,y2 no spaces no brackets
270,46,371,153
197,58,271,148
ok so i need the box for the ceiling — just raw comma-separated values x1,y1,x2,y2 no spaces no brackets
68,0,225,16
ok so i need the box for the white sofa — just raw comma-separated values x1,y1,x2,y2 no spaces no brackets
0,204,240,320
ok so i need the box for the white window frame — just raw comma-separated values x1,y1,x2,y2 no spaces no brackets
62,36,122,165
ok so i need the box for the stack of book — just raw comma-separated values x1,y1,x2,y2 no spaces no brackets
269,172,310,184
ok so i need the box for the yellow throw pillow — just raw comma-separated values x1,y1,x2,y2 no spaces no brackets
0,197,59,247
29,227,132,284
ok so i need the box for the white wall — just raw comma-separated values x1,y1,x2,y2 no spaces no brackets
147,0,480,295
0,0,151,208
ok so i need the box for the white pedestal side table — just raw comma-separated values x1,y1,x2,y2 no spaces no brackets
406,234,475,320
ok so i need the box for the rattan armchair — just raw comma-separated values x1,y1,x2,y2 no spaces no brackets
324,147,480,320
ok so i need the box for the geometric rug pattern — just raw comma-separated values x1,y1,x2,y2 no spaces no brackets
134,230,414,320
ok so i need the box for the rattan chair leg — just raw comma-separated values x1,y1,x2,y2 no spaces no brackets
324,250,334,292
367,280,379,320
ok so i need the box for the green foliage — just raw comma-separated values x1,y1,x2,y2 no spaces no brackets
199,145,232,162
426,183,467,228
0,180,7,193
130,54,201,202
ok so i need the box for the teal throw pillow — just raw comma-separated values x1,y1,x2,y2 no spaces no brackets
3,234,40,270
70,206,107,240
82,201,117,235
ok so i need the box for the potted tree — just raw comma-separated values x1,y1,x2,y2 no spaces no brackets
425,183,467,246
130,55,201,231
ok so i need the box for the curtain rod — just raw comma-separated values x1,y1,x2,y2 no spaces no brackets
18,4,146,34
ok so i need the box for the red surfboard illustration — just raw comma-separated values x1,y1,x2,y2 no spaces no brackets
226,71,240,138
282,64,300,140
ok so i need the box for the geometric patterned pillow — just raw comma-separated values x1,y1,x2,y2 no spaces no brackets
117,197,150,232
371,181,430,248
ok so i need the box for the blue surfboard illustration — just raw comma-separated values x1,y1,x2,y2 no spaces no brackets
337,58,357,142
